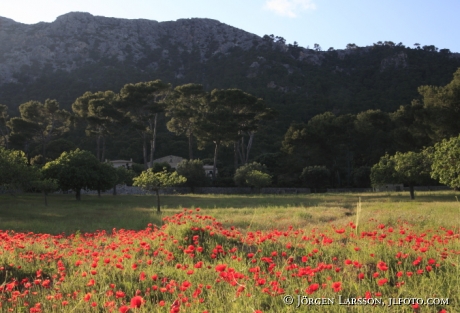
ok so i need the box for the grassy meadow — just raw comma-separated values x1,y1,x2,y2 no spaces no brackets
0,191,459,312
1,191,459,234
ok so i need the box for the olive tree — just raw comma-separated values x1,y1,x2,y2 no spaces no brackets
371,151,432,199
0,147,38,193
431,135,460,189
244,170,272,192
42,149,101,201
133,169,186,213
234,162,269,187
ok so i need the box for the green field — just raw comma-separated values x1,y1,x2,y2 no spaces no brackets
1,191,459,312
1,191,459,234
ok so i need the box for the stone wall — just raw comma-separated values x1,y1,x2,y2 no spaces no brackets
79,186,311,195
403,186,451,191
71,185,454,196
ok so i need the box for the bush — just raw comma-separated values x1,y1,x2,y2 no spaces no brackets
151,162,172,173
300,166,330,191
245,170,272,190
234,162,269,187
176,159,210,192
0,147,38,192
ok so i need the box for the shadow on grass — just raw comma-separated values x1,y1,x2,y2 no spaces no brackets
0,191,458,234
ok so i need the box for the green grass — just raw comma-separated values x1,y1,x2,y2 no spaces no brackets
0,191,459,312
1,191,459,234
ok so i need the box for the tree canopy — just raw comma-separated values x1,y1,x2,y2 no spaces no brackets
370,151,432,199
118,80,171,168
430,135,460,189
0,147,37,192
8,99,69,163
133,169,186,212
176,159,210,192
42,149,103,200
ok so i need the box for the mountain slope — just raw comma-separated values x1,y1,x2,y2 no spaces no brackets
1,12,460,125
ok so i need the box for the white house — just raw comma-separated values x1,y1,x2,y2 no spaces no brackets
107,159,134,169
152,155,184,169
203,164,218,178
153,155,217,177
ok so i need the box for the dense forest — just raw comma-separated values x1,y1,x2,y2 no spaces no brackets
1,65,460,189
1,14,460,188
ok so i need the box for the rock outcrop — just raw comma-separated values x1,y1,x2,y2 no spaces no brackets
0,12,262,85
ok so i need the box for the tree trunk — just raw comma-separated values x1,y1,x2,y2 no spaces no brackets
97,189,101,197
233,141,239,171
0,126,9,149
245,132,255,164
143,133,148,169
409,184,415,200
149,114,158,169
96,135,101,162
212,142,219,181
113,184,117,196
240,136,246,164
76,189,81,201
155,189,161,213
42,134,46,163
101,136,106,162
188,131,194,160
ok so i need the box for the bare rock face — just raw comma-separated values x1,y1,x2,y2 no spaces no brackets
0,12,262,85
380,52,408,72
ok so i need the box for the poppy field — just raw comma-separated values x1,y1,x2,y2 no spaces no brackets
0,192,459,312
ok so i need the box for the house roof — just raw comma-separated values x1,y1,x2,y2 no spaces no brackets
153,155,183,162
109,160,133,163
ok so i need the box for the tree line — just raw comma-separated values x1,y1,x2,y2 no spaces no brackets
280,68,460,194
0,82,274,181
1,68,460,195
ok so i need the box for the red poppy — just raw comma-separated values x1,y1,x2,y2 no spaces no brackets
377,278,388,286
130,296,144,308
306,283,319,294
215,264,227,272
119,305,130,313
331,282,341,292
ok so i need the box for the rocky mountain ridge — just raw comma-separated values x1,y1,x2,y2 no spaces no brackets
1,12,460,121
0,12,268,85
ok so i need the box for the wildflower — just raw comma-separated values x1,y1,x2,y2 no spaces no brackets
377,278,388,286
331,282,341,292
84,293,91,302
116,291,126,298
119,305,130,313
139,272,146,281
215,264,227,272
130,296,144,308
306,283,319,294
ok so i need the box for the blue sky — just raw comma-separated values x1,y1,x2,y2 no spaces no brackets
3,0,460,52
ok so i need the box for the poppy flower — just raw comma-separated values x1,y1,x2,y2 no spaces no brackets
377,278,388,286
119,305,130,313
215,264,227,272
331,282,341,292
130,296,144,308
306,283,319,294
